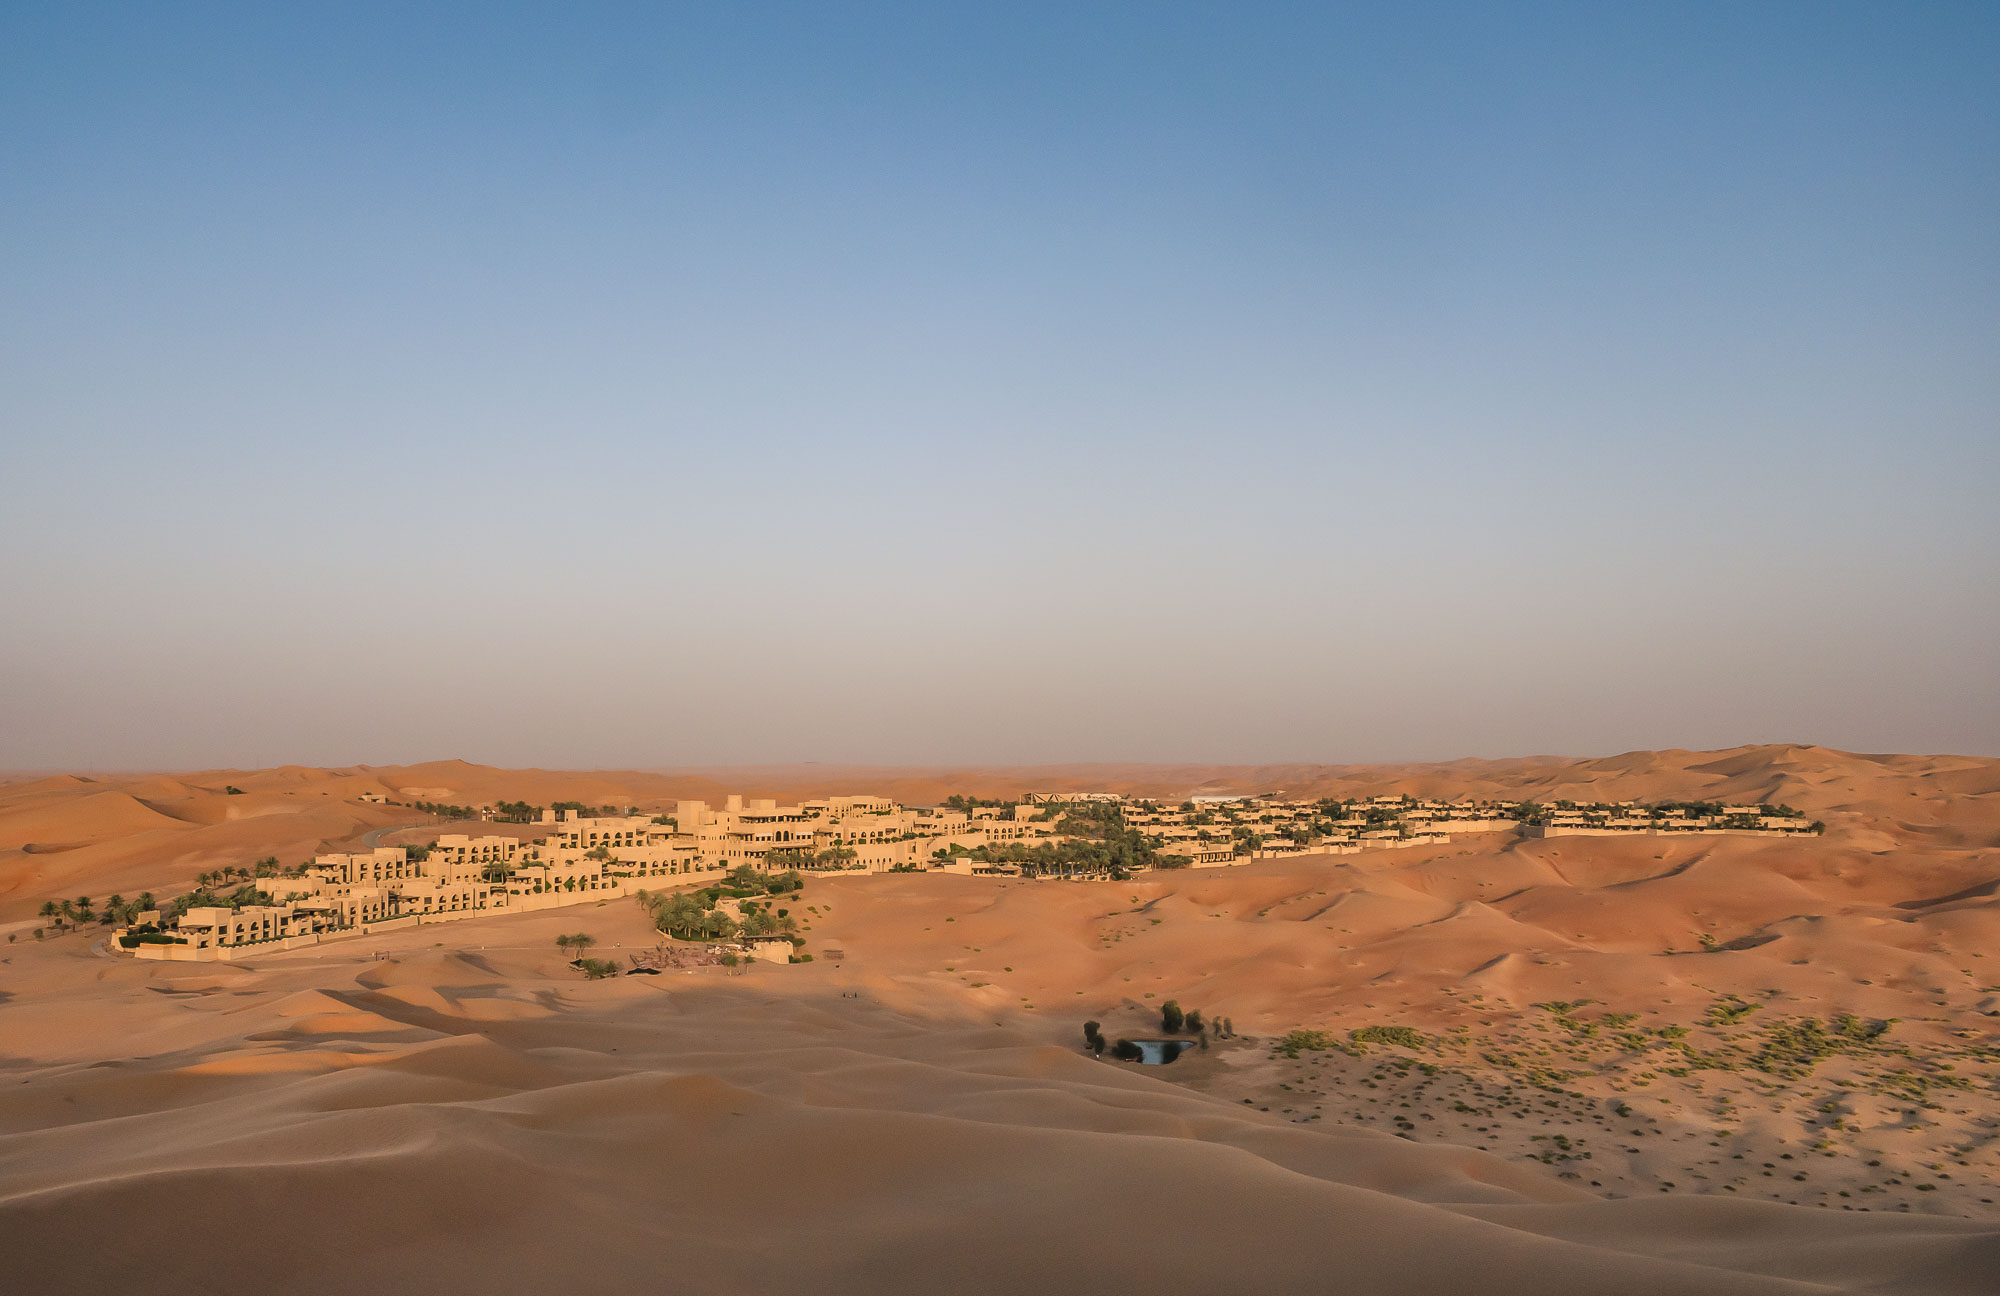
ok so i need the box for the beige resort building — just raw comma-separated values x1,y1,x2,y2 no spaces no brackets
119,791,1817,960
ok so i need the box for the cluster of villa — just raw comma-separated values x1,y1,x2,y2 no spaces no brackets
1125,795,1524,862
119,794,1052,959
1518,802,1817,837
115,791,1819,960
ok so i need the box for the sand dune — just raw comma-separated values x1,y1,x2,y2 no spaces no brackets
0,917,1988,1295
2,745,1997,1292
0,789,193,852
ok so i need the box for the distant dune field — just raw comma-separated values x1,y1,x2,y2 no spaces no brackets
2,745,1997,1294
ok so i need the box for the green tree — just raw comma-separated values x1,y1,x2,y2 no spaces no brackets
1161,1000,1185,1034
647,892,707,939
766,846,855,872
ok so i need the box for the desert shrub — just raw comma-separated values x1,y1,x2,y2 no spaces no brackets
577,958,619,980
1750,1016,1894,1078
1350,1025,1428,1051
1275,1029,1341,1058
1112,1039,1142,1062
1084,1020,1105,1052
1705,996,1762,1027
1185,1008,1204,1033
1832,1013,1891,1042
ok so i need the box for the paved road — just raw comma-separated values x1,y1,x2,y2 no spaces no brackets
360,820,436,848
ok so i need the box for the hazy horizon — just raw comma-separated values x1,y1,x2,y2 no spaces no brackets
1,741,1988,783
4,3,1996,770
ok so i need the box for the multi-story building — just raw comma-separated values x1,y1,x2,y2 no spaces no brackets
120,790,1820,958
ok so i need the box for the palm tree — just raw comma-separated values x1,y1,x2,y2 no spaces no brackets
38,900,58,928
568,934,596,958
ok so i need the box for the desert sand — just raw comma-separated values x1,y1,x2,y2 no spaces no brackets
2,745,1997,1293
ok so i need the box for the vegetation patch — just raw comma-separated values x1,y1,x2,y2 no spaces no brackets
1350,1025,1430,1052
1274,1029,1352,1058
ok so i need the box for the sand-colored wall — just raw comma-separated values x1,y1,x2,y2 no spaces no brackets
132,876,664,961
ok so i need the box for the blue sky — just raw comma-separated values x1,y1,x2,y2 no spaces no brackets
2,2,1995,768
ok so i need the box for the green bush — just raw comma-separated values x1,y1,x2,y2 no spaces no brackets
117,931,183,948
1275,1029,1341,1058
1349,1025,1428,1051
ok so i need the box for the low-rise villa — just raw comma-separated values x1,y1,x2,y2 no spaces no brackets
111,791,1821,960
